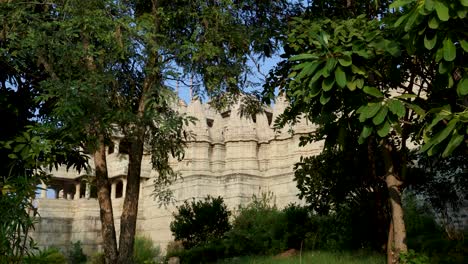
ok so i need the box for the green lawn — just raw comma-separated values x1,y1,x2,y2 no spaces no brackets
218,251,385,264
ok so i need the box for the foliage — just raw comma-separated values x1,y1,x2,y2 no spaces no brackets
67,241,87,264
87,252,105,264
0,130,87,263
225,201,287,256
2,0,293,260
400,249,430,264
133,236,161,264
217,250,386,264
263,0,468,261
170,196,231,249
23,248,68,264
171,240,228,264
403,193,468,264
0,175,39,263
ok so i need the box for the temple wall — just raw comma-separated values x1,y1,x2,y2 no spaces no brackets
32,98,324,254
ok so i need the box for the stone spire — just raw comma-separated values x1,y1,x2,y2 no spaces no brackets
186,98,210,142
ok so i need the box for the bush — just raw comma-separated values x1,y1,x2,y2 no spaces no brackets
24,248,67,264
87,252,104,264
68,241,87,264
170,196,231,249
224,195,287,256
282,203,311,249
133,236,161,264
175,240,227,264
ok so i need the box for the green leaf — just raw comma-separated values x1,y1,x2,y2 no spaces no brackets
373,106,388,125
390,0,414,9
324,58,337,77
425,0,435,11
289,53,318,61
309,79,322,98
335,66,347,88
428,16,439,29
338,54,352,67
358,125,373,144
407,103,426,116
360,103,382,121
461,0,468,7
442,130,464,157
424,34,437,50
435,46,444,62
363,86,384,98
388,99,406,118
347,79,357,91
443,38,456,61
432,119,458,144
460,40,468,52
457,9,467,19
322,77,335,92
438,61,451,74
320,92,331,105
355,78,364,89
386,41,401,57
435,1,449,21
457,77,468,96
296,61,320,80
377,121,391,137
351,65,366,75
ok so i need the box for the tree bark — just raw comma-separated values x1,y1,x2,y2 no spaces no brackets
382,142,407,264
386,174,407,263
117,136,144,264
93,135,119,264
387,219,394,264
117,59,153,263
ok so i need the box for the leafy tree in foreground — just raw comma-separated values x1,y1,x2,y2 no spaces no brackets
265,0,467,262
1,0,292,263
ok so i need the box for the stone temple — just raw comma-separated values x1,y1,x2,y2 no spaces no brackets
31,96,322,254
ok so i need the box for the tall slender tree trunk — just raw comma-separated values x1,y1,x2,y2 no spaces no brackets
117,70,152,262
93,135,119,264
382,142,407,264
117,136,144,264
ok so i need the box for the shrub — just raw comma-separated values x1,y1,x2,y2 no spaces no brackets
87,252,104,264
224,196,287,256
24,248,67,264
176,240,227,264
68,241,87,264
133,236,161,264
170,196,231,249
400,249,430,264
282,203,311,249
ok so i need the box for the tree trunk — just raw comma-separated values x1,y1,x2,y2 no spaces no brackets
382,142,407,264
93,136,119,264
387,219,394,264
386,173,407,263
117,136,144,264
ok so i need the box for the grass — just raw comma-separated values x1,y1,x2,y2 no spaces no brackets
218,250,385,264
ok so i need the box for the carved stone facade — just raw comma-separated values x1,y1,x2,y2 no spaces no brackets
32,98,323,254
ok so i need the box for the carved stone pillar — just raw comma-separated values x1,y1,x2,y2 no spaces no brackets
40,181,47,199
85,182,91,199
111,181,117,199
75,182,81,200
122,178,127,198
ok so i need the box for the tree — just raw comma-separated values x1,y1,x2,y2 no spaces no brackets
264,0,467,262
1,0,293,263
